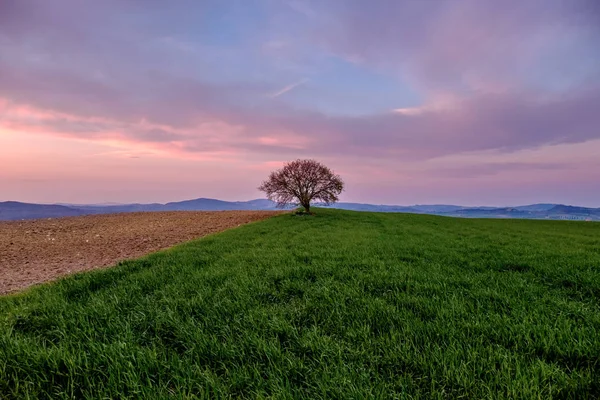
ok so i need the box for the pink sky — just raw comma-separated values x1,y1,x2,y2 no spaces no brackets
1,0,599,206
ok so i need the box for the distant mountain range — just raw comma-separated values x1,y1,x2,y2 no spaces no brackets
320,202,599,221
1,198,599,221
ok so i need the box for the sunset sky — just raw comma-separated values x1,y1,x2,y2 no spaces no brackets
1,0,599,206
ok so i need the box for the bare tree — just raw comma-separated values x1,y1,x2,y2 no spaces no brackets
258,159,344,213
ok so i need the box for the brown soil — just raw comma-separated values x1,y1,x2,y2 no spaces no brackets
0,211,283,295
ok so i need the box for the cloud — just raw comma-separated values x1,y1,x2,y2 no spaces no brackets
2,81,600,163
0,0,599,206
428,162,571,179
2,0,598,161
293,0,600,93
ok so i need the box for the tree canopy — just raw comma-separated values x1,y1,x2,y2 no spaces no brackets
258,159,344,213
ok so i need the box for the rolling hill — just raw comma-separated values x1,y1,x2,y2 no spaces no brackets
1,198,599,221
0,201,86,220
1,209,599,398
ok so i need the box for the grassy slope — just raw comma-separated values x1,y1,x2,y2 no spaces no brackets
1,209,599,399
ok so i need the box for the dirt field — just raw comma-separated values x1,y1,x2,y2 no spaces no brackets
0,211,283,294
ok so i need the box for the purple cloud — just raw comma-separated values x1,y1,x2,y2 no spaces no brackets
1,0,599,204
293,0,600,90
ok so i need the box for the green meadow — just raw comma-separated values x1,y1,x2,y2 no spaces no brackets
1,209,599,399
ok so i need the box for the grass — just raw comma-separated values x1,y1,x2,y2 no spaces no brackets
1,209,599,399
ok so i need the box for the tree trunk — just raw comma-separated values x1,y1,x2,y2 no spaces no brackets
302,202,310,213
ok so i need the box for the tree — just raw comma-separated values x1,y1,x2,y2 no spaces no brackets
258,159,344,213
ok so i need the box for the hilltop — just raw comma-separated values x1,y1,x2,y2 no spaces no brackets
1,209,599,398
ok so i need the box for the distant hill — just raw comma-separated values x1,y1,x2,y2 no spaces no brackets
512,204,557,212
546,205,600,219
409,205,465,213
0,199,598,221
163,198,281,211
321,202,417,213
0,202,86,221
0,199,283,221
437,205,600,221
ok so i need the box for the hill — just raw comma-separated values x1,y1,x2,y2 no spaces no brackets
1,209,599,398
163,198,281,211
0,198,283,220
547,204,600,219
2,198,599,221
0,201,86,220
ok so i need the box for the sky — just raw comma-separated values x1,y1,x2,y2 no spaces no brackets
1,0,599,206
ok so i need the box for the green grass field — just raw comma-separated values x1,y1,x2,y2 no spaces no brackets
1,209,599,399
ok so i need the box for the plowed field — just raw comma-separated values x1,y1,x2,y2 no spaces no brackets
0,211,282,294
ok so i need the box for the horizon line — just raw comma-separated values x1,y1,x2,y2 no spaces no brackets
1,198,597,210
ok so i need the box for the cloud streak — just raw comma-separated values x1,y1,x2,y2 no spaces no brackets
269,78,309,98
